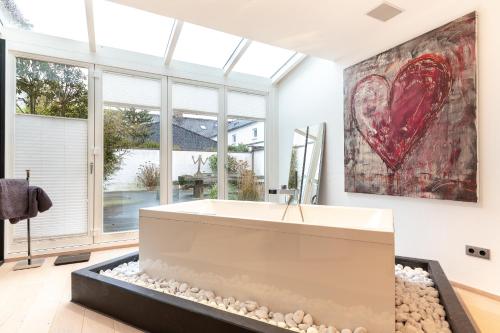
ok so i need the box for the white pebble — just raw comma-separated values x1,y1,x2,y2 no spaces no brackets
101,261,451,333
293,310,305,324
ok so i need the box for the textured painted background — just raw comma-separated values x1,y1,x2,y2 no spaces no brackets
344,12,477,202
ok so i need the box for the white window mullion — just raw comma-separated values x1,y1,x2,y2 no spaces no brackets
93,66,104,239
166,77,174,203
218,87,227,199
160,76,169,204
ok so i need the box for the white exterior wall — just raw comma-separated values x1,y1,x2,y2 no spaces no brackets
227,122,265,146
105,149,265,192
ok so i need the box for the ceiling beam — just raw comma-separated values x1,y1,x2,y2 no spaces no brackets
223,38,251,76
271,52,307,85
164,20,183,66
84,0,96,52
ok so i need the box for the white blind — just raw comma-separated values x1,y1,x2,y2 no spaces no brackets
103,72,161,108
13,114,88,239
227,91,266,118
172,83,218,113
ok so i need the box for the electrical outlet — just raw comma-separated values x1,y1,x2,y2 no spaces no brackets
465,245,491,260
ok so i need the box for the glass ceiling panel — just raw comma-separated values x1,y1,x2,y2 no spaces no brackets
0,0,88,41
94,0,175,57
232,42,296,78
172,23,242,68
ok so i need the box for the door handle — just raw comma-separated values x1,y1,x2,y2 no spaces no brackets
90,162,94,174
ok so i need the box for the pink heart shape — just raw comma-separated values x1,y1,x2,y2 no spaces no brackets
351,54,453,171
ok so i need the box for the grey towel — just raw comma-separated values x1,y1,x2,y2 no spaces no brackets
0,179,53,224
0,179,29,222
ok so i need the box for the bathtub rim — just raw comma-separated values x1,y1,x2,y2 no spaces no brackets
139,200,394,245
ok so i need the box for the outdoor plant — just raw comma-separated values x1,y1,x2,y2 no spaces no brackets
208,184,218,199
228,143,250,153
136,161,160,191
237,169,262,201
288,149,298,190
208,155,239,174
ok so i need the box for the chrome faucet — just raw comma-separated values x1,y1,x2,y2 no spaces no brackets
269,185,304,222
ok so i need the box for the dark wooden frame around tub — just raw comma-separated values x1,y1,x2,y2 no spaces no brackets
72,252,477,333
395,256,476,333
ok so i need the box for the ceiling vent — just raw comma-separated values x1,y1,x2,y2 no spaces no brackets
366,2,403,22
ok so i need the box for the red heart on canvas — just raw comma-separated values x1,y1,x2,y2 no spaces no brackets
351,54,452,171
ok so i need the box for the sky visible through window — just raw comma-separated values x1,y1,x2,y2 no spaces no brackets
173,23,242,68
233,42,296,78
3,0,89,41
94,0,175,56
1,0,300,78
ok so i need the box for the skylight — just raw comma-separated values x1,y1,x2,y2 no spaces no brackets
1,0,88,41
232,42,296,78
173,23,242,68
94,0,175,56
0,0,301,81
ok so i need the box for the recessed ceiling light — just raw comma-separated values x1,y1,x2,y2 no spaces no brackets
366,2,403,22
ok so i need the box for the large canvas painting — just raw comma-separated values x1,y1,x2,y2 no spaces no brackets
344,12,477,202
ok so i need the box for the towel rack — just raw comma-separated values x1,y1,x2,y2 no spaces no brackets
13,170,44,270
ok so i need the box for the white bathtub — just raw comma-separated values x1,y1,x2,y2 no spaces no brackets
139,200,395,333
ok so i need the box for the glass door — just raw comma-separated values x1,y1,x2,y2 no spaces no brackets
225,90,267,201
94,69,162,243
169,81,221,203
8,56,94,254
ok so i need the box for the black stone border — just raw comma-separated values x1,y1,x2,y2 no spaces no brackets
72,252,476,333
72,252,291,333
396,256,476,333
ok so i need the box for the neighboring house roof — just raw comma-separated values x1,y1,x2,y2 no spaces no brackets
147,117,257,151
226,119,256,134
149,121,217,152
173,115,219,138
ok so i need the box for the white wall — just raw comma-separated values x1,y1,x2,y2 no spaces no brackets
106,149,265,191
278,3,500,296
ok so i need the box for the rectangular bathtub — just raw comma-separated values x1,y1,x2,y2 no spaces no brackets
139,200,395,332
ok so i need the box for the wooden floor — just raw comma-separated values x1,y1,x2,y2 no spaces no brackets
0,247,143,333
0,248,498,333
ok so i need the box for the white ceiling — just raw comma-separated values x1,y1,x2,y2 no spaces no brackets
112,0,477,65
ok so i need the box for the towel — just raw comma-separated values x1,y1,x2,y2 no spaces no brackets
0,179,53,223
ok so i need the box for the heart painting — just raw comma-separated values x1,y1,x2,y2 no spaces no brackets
344,12,477,202
351,54,452,171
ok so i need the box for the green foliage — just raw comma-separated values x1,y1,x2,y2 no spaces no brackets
103,110,128,181
136,161,160,191
208,155,239,174
15,57,157,182
288,149,298,190
228,143,249,153
136,141,160,149
103,108,156,181
16,58,88,119
208,184,218,199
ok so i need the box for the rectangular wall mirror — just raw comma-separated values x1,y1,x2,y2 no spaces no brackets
288,123,325,204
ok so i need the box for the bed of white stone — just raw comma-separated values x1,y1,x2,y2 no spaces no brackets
100,262,452,333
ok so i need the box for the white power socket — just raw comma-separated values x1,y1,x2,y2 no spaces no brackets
465,245,491,260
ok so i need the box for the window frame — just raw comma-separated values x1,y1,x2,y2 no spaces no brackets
94,65,164,244
4,46,274,255
224,87,269,201
5,52,96,256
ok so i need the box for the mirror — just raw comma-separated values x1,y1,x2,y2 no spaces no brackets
288,123,325,204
